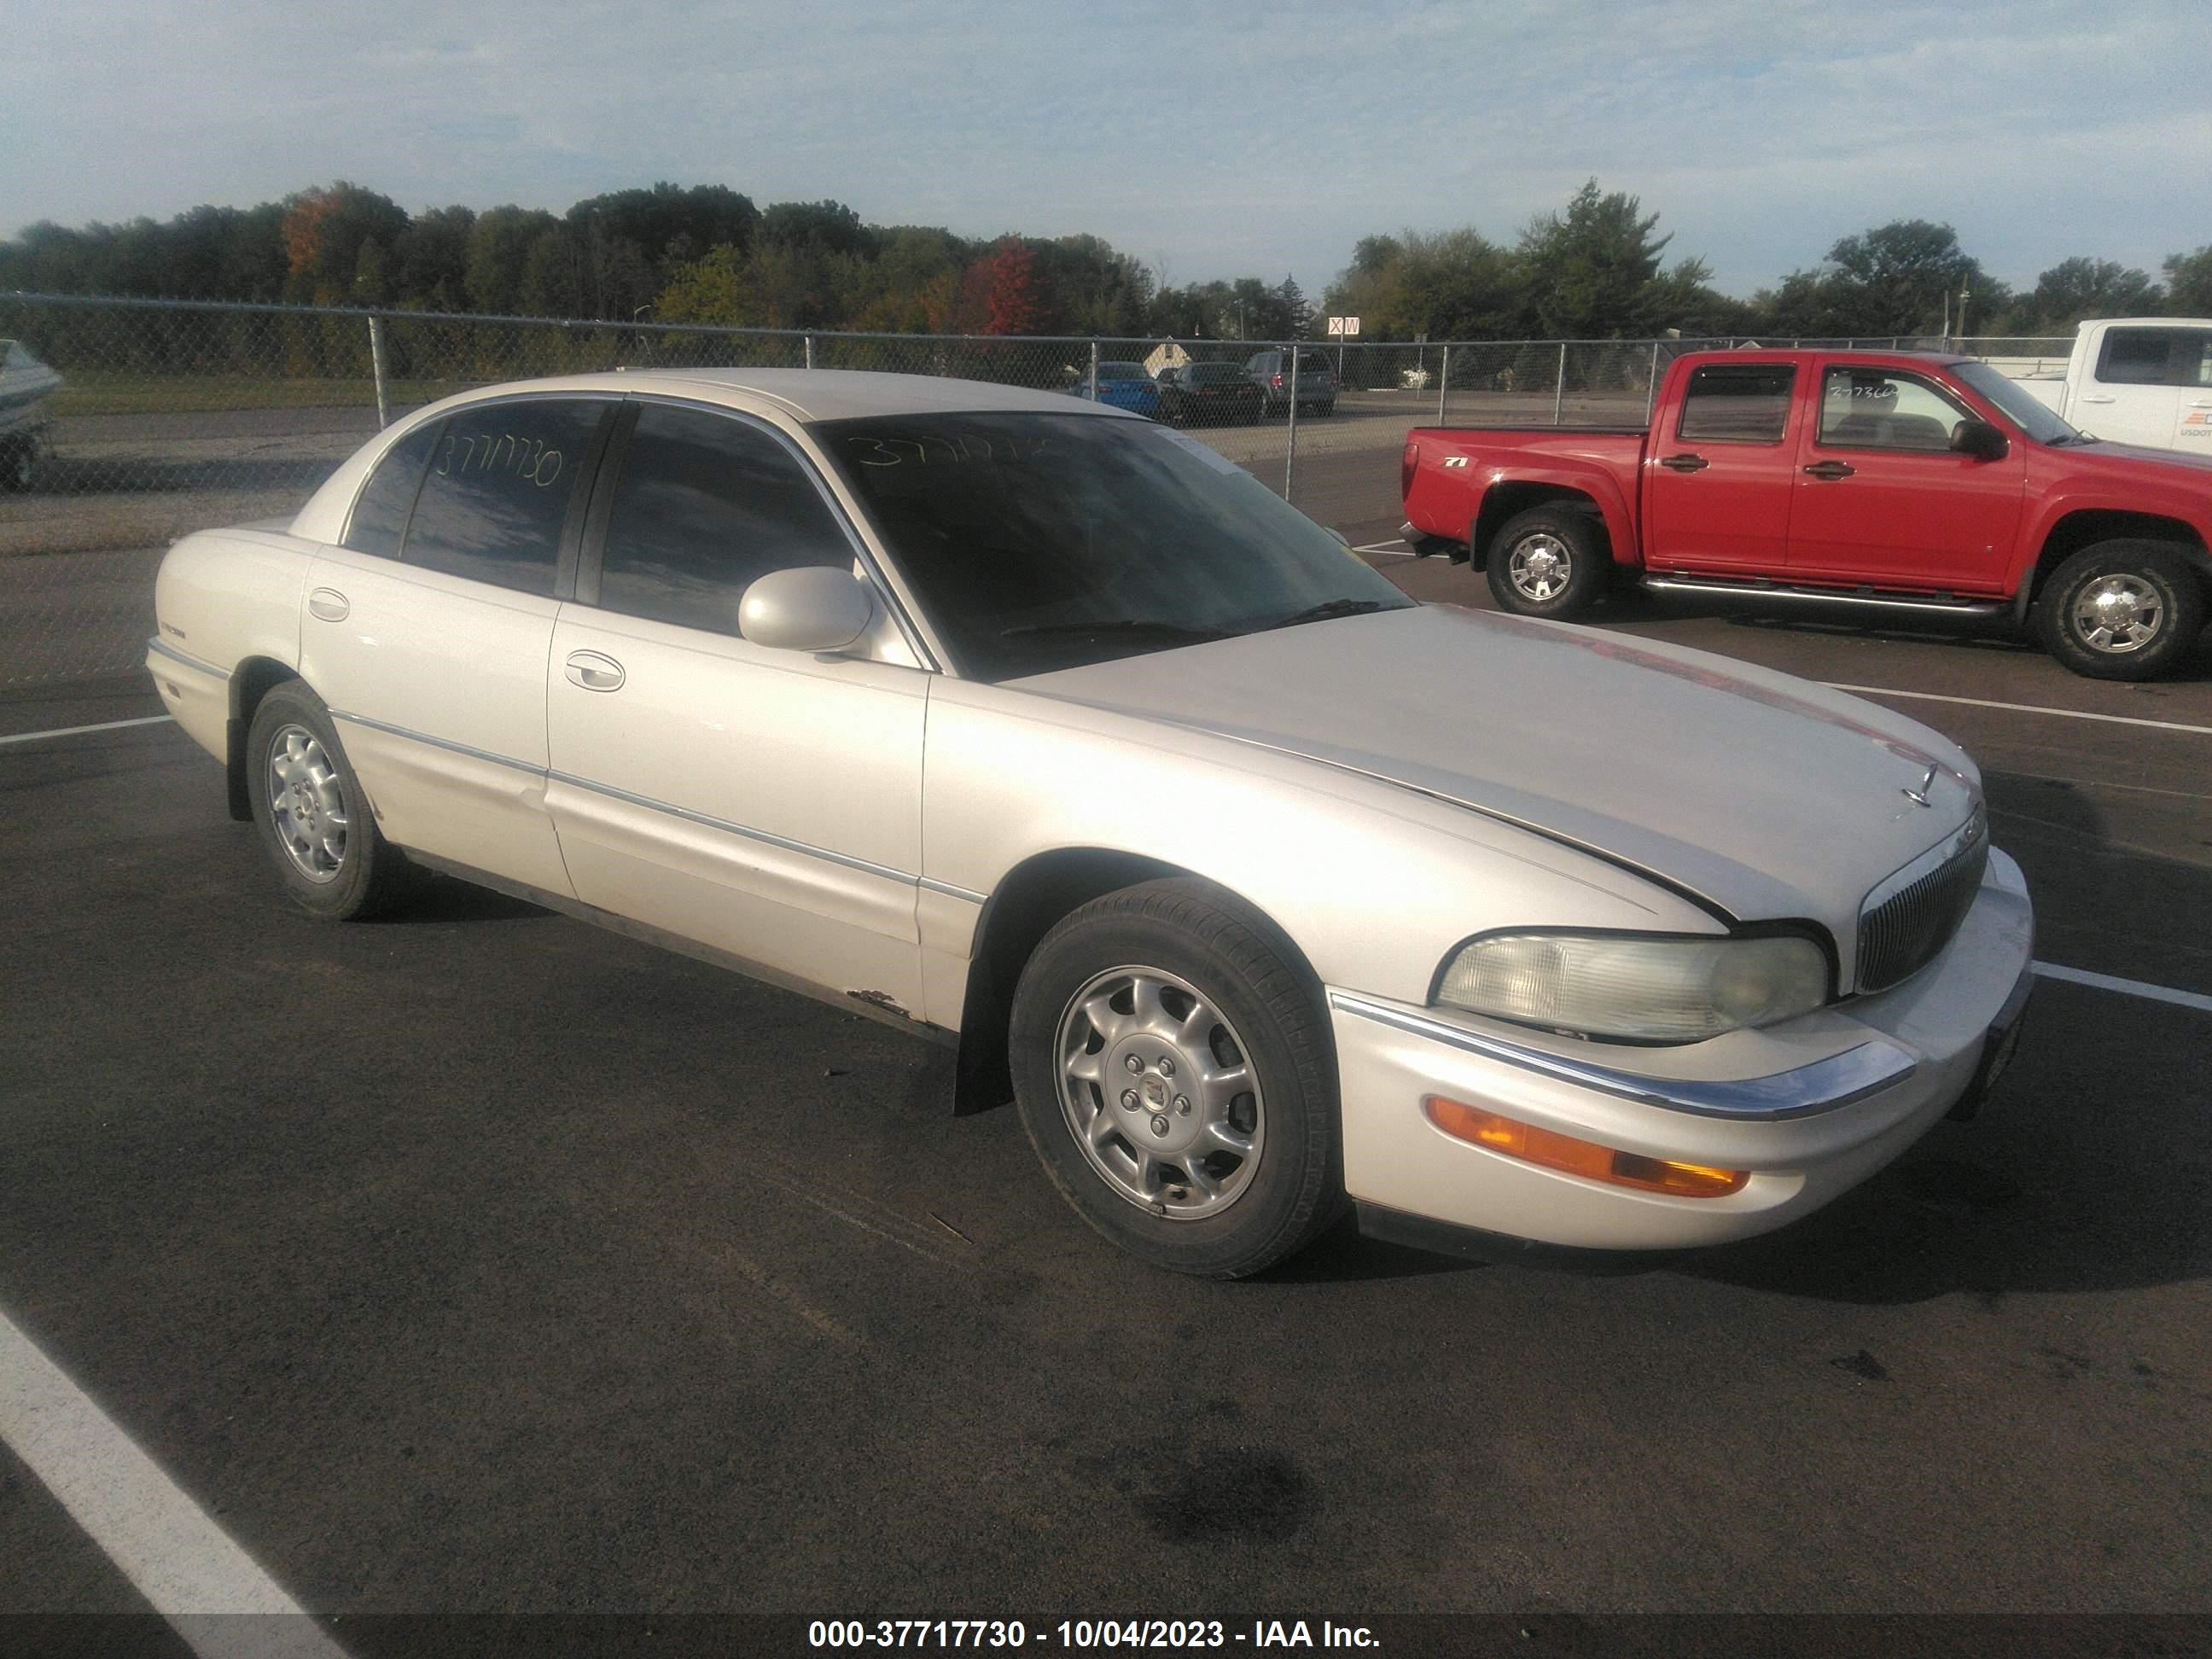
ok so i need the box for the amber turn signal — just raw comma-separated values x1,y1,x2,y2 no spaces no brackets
1423,1096,1749,1198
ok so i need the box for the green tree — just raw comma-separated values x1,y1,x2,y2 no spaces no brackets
1769,219,2000,338
465,207,559,314
2163,246,2212,314
393,206,476,311
2014,258,2162,331
1514,180,1675,336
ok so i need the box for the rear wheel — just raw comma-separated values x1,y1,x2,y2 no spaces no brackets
1009,878,1343,1278
2034,540,2205,681
245,681,410,919
1485,506,1610,621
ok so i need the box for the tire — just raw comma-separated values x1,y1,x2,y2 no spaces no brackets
1485,506,1610,620
2033,540,2206,682
244,680,410,920
0,442,32,493
1008,877,1344,1278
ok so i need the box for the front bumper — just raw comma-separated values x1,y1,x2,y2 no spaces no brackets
1328,847,2034,1251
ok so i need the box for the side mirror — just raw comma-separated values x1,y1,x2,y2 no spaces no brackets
739,566,877,654
1951,418,2009,461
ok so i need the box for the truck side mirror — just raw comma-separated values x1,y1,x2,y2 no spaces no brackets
1951,419,2009,462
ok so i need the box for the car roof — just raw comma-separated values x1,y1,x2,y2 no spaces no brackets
428,367,1138,424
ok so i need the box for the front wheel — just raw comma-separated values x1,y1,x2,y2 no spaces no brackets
1009,878,1344,1278
2034,541,2205,681
1485,506,1610,620
244,681,410,919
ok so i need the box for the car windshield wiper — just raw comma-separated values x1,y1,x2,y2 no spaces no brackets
1260,597,1394,630
998,618,1235,643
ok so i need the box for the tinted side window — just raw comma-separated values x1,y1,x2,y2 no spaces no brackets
403,400,602,596
341,422,439,558
596,405,854,636
1676,364,1796,443
2098,328,2186,387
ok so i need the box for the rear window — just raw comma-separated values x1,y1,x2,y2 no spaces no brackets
341,422,439,558
2096,327,2210,387
1189,364,1243,382
1676,364,1796,444
401,399,603,596
1097,362,1151,380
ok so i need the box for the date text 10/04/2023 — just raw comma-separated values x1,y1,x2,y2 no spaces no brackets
806,1620,1380,1649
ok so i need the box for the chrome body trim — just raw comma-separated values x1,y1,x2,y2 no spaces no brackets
1327,990,1918,1121
544,768,916,888
327,707,542,775
918,876,987,905
1639,577,2008,617
1862,802,1988,916
147,636,230,681
327,707,992,900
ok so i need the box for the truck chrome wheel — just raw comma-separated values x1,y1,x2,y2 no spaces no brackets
1506,533,1573,602
1056,963,1265,1220
2069,574,2162,654
265,724,349,883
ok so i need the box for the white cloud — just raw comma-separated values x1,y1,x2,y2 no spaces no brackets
3,0,2205,294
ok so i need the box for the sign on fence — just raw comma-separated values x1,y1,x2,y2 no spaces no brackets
1326,317,1360,337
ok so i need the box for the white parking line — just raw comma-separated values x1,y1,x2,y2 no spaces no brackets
0,1307,346,1656
0,713,175,747
1353,539,1417,557
1825,684,2212,736
2032,961,2212,1013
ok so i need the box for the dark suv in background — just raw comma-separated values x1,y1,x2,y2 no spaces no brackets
1243,350,1337,417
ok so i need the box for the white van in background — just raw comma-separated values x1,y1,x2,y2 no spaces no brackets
2006,318,2212,451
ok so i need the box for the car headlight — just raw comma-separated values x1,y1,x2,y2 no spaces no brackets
1434,930,1831,1044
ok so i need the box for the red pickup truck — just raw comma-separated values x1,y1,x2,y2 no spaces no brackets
1399,348,2212,679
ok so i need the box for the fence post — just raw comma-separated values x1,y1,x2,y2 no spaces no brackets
368,316,391,428
804,334,814,370
1552,342,1567,426
1645,341,1660,422
1437,344,1450,425
1283,346,1301,500
1087,341,1098,403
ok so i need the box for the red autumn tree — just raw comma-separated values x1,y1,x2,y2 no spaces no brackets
981,236,1045,335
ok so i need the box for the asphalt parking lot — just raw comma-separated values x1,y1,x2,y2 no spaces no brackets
3,445,2209,1652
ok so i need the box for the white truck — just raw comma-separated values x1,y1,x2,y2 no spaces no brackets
2007,318,2212,452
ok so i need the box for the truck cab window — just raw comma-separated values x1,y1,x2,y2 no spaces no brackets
1675,364,1796,444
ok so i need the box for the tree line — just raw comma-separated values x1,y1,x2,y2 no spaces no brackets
4,178,2209,344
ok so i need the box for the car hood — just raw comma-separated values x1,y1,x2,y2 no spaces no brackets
1009,604,1981,932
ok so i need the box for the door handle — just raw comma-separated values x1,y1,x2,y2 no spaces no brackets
2188,399,2212,408
306,587,349,622
1802,460,1856,480
1657,453,1708,473
2080,395,2116,405
563,650,625,692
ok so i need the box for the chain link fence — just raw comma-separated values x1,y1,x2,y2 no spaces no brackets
0,291,2068,687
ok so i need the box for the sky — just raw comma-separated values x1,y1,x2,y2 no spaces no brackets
5,0,2209,302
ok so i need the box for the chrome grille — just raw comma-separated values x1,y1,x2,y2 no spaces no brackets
1856,814,1988,992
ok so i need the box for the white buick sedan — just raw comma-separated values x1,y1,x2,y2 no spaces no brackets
148,370,2034,1277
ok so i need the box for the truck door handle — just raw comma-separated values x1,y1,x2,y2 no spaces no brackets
563,650,625,692
2080,395,2116,405
1802,461,1856,480
2189,399,2212,408
1657,453,1708,472
306,587,349,622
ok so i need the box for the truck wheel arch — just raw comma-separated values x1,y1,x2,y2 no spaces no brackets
1472,482,1620,573
2026,509,2209,613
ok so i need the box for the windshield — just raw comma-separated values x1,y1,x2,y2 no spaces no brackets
816,411,1413,680
1948,360,2085,446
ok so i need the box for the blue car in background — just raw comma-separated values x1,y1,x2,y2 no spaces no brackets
1068,360,1162,418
